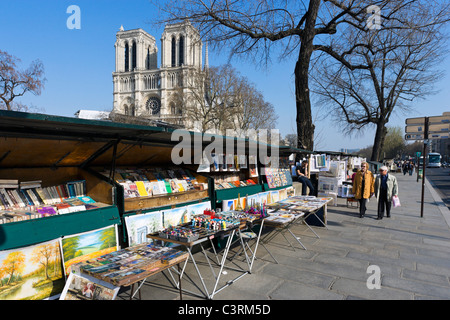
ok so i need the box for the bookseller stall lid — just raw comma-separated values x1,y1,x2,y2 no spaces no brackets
0,110,290,151
0,110,171,144
280,147,316,156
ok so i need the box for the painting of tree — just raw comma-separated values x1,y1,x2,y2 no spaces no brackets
60,225,119,277
2,252,25,286
0,239,65,300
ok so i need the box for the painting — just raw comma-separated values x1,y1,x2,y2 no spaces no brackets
60,225,119,277
162,207,190,228
0,239,65,300
124,211,163,246
60,272,119,300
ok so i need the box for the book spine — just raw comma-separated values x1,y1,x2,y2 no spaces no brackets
36,188,50,205
6,189,18,208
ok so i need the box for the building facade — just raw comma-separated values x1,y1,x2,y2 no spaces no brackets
112,21,206,127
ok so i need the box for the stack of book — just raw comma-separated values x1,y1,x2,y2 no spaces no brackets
100,168,207,199
0,179,101,224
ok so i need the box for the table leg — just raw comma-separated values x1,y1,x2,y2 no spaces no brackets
178,263,182,300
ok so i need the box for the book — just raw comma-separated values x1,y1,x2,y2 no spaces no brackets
0,179,19,189
135,181,149,197
78,196,96,204
20,180,42,189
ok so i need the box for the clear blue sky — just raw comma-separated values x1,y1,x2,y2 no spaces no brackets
1,0,449,151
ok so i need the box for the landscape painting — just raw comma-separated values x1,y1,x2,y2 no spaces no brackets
60,225,119,277
0,239,65,300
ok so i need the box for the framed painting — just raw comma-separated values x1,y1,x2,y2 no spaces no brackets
0,238,65,300
60,225,119,277
60,272,119,300
124,211,163,246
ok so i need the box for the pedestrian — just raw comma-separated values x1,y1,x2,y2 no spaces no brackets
296,160,315,195
408,162,414,176
374,166,398,220
352,162,375,218
402,162,408,175
351,168,358,183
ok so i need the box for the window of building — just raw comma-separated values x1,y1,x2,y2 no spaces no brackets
131,41,137,71
179,35,184,66
125,43,129,72
171,37,176,67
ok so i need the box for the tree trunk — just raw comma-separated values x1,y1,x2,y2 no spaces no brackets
295,0,320,153
371,121,388,162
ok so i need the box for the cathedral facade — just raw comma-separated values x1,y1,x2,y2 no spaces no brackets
112,21,206,126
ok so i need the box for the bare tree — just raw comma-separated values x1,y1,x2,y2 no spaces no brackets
0,50,46,111
312,2,449,161
182,64,278,134
151,0,405,152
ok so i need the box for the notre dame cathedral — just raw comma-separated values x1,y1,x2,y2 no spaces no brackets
112,20,207,128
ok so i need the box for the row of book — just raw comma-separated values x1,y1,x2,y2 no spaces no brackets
100,168,207,199
0,180,86,210
215,179,257,190
0,196,100,224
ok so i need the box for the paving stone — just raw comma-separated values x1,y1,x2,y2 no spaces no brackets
270,281,344,300
382,275,450,299
331,277,413,300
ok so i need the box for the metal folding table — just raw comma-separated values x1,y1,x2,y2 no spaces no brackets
146,221,263,299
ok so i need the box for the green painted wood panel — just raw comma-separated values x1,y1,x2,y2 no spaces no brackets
215,184,263,202
0,206,120,251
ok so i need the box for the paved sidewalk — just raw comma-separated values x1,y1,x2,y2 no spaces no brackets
118,172,450,300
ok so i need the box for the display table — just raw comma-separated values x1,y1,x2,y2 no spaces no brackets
75,243,189,300
146,216,263,300
258,196,333,257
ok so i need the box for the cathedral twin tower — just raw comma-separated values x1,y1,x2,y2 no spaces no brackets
112,21,206,125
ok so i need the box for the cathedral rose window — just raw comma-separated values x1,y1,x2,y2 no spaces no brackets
146,97,161,115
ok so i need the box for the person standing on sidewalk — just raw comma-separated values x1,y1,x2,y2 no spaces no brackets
352,162,374,218
296,160,315,195
374,166,398,220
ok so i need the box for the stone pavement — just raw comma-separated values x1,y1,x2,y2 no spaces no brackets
117,172,450,300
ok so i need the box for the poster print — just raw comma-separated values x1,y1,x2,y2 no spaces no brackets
270,190,280,203
125,211,163,246
162,207,190,228
60,272,119,300
0,239,65,300
222,199,235,211
61,225,119,277
246,194,260,208
258,192,269,207
186,201,212,217
286,186,295,198
278,188,288,201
